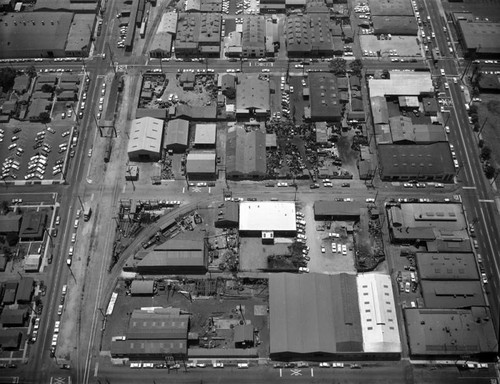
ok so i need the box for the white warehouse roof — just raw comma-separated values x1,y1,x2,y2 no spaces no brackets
239,201,296,232
127,117,163,156
368,71,434,97
356,273,402,354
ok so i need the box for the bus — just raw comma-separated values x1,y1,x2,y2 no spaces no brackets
83,206,92,221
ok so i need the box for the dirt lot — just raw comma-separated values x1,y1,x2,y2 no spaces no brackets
102,279,270,360
239,238,292,271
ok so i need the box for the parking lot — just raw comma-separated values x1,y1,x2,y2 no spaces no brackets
0,120,76,183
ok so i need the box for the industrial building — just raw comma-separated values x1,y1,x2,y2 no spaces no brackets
19,211,47,241
0,12,94,58
368,71,434,98
372,16,418,35
387,203,469,244
226,126,266,180
193,124,216,148
370,0,414,16
174,13,221,57
356,274,401,357
239,201,296,237
388,117,447,144
378,143,456,182
404,307,497,360
149,12,177,58
308,73,342,122
164,118,189,153
186,151,216,180
236,75,270,117
420,280,486,309
416,253,479,281
285,14,333,57
270,273,363,360
456,19,500,58
127,117,163,162
313,201,362,221
134,238,207,275
111,308,189,360
242,16,266,58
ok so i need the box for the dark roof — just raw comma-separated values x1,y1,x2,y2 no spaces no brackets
313,201,362,218
0,330,22,350
226,126,266,178
175,104,217,121
405,307,497,357
370,0,413,16
378,143,455,178
156,239,204,251
19,211,47,240
270,273,362,357
111,339,187,356
422,97,438,114
0,214,22,233
372,16,418,35
421,280,486,309
458,20,500,54
0,308,27,326
309,73,341,121
234,324,254,342
130,280,155,295
127,311,189,340
416,253,479,280
165,118,189,147
135,108,168,119
16,277,34,303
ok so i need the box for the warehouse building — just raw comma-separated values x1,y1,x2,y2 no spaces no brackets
165,118,189,153
149,12,177,58
239,201,296,237
370,0,413,16
15,277,34,304
186,151,216,180
368,71,434,98
456,19,500,58
372,16,418,35
378,143,455,182
193,124,216,148
135,238,207,275
236,75,270,117
420,280,485,309
242,16,266,58
404,307,497,361
416,253,479,281
0,12,73,59
127,117,163,162
174,13,221,57
226,126,266,180
285,14,333,57
356,274,401,358
270,273,363,360
309,73,342,122
111,308,189,360
313,201,362,221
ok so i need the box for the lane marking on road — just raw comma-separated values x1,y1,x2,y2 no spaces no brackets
94,362,99,377
478,199,494,203
279,368,282,377
462,186,476,190
311,367,314,377
290,369,302,376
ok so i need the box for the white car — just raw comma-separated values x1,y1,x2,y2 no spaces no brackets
71,233,76,243
298,267,309,273
74,219,79,229
319,362,330,368
54,320,60,333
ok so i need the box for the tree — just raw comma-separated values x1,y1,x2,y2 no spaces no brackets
349,59,363,77
0,67,16,92
41,84,54,93
480,146,492,161
484,164,496,179
25,65,37,78
0,201,9,215
329,58,346,76
39,112,51,123
469,104,478,115
222,87,236,99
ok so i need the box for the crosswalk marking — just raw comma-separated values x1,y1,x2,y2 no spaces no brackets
290,368,302,376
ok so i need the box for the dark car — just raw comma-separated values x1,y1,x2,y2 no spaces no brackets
342,183,350,187
309,183,320,189
61,364,70,370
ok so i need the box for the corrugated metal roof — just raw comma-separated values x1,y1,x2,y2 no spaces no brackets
270,273,362,357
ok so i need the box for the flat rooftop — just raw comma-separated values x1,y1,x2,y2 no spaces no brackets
239,201,296,232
